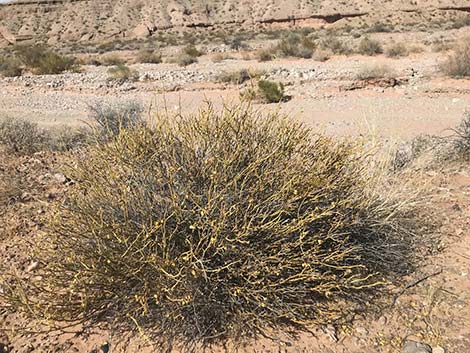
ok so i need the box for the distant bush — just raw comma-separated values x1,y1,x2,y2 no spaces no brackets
216,69,263,85
312,49,331,62
385,42,408,58
257,49,275,62
275,32,315,58
356,64,393,80
357,37,383,56
183,44,203,58
100,54,125,66
13,44,76,75
136,49,162,64
319,35,351,55
87,100,144,138
1,104,424,350
0,118,88,155
174,53,198,67
257,80,286,103
440,38,470,78
449,112,470,160
0,118,48,154
366,22,392,33
107,64,138,81
0,56,22,77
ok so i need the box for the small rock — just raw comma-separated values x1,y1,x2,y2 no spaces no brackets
403,340,432,353
100,342,110,353
54,173,67,184
26,261,39,272
432,346,445,353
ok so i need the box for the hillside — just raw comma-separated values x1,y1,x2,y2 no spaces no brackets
0,0,469,47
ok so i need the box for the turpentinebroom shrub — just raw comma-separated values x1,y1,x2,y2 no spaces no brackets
1,105,423,350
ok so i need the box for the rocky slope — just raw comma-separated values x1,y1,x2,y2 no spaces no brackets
0,0,469,47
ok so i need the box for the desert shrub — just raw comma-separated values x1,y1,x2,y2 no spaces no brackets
257,80,286,103
275,32,315,58
87,100,144,138
449,112,470,160
0,118,48,154
0,56,22,77
385,42,408,58
319,35,351,55
0,118,89,154
100,54,125,66
174,53,198,67
216,69,263,85
312,49,331,62
211,53,233,63
356,64,393,80
107,64,138,81
1,104,423,350
136,49,162,64
257,49,275,62
34,52,77,75
183,44,203,58
440,38,470,78
13,44,76,75
357,37,383,56
367,22,391,33
391,135,442,171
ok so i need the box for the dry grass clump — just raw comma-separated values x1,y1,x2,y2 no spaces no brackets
257,49,275,62
0,118,48,154
318,35,352,55
12,44,76,75
100,54,126,66
440,38,470,78
356,64,394,80
216,69,263,85
107,64,138,81
0,56,22,77
0,118,88,155
385,42,409,58
1,104,424,350
87,100,144,138
448,112,470,160
275,32,315,59
242,80,287,103
136,49,162,64
357,37,383,56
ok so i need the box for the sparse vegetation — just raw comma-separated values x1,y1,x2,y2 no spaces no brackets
319,35,351,55
449,112,470,160
87,100,144,138
100,54,126,66
357,37,383,56
136,49,162,64
356,64,393,80
275,32,315,59
257,49,275,62
216,69,263,85
257,80,286,103
385,42,409,58
183,44,203,58
13,44,76,75
0,56,22,77
107,64,138,81
1,104,424,350
440,38,470,78
0,118,88,155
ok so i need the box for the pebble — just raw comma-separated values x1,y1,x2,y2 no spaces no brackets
403,340,432,353
432,347,445,353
